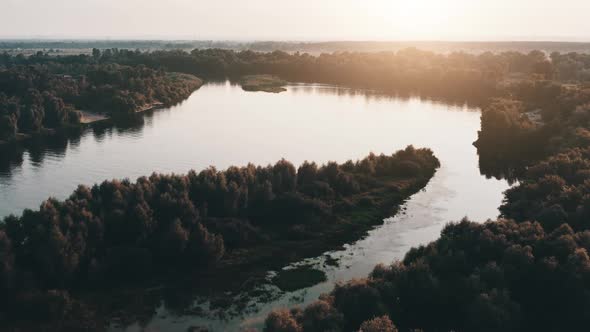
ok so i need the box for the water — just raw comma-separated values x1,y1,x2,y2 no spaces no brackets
0,82,510,331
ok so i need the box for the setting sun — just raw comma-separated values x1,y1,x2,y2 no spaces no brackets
369,0,458,38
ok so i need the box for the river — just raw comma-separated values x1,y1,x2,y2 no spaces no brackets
0,82,510,331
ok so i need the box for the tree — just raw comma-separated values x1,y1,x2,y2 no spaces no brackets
359,316,398,332
92,48,101,60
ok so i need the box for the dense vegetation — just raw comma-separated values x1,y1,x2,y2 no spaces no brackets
1,47,563,104
264,218,590,332
0,53,202,142
14,47,587,111
85,48,521,103
264,53,590,332
0,147,439,327
475,80,590,228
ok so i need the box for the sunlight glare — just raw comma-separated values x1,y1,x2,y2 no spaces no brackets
370,0,465,39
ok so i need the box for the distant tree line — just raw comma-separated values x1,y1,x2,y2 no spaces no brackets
0,147,439,326
92,48,544,103
5,48,590,102
69,48,590,103
3,47,570,104
5,40,590,55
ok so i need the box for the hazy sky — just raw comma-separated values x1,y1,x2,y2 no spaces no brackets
2,0,589,41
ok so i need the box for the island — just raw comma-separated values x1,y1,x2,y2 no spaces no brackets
240,75,288,93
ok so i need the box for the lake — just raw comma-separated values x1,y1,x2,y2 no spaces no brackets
0,81,510,331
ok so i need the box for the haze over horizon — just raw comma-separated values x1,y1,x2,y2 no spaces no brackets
2,0,590,42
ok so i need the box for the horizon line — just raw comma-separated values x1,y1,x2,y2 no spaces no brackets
2,38,590,44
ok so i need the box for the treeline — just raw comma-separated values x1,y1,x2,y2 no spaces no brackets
0,40,198,51
92,48,590,103
4,40,590,54
0,147,439,325
265,218,590,332
3,47,567,104
94,48,548,103
228,41,590,55
550,52,590,82
5,48,590,107
0,54,202,142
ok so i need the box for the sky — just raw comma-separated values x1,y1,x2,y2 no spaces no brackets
1,0,590,41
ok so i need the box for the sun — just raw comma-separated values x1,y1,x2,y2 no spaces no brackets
369,0,463,39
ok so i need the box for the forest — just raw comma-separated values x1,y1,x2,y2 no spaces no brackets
0,52,202,142
2,46,590,331
0,147,439,329
264,218,590,332
80,48,590,100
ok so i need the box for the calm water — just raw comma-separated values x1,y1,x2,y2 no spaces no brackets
0,82,510,331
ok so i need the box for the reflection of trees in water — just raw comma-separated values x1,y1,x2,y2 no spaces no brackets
209,78,478,109
287,83,478,110
91,114,147,143
25,133,71,167
477,150,526,185
0,132,74,177
0,145,24,176
0,113,149,178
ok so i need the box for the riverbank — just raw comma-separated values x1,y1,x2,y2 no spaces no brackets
0,74,203,149
78,102,167,124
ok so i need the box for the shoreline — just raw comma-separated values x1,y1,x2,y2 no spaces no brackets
78,101,168,125
0,71,203,148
